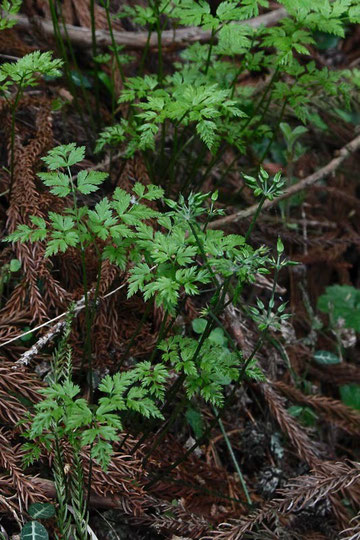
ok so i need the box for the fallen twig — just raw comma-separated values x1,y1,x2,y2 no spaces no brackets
209,133,360,229
1,282,127,363
14,8,287,50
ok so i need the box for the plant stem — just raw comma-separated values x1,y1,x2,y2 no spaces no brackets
89,0,101,126
49,0,91,140
118,301,153,368
139,28,152,75
67,167,94,401
214,406,252,505
102,0,125,84
8,83,23,198
154,0,164,82
244,195,266,243
57,6,96,134
204,28,216,75
258,97,288,165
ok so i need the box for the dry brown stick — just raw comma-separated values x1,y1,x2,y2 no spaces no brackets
14,8,287,50
209,133,360,229
2,282,127,366
31,476,126,509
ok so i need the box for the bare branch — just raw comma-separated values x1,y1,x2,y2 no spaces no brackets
14,8,287,50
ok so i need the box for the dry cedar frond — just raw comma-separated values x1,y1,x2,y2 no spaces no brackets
260,383,321,466
260,384,354,530
0,361,42,427
0,28,35,56
34,429,239,537
0,311,32,345
341,512,360,540
0,361,43,402
0,429,46,507
277,461,360,514
2,96,69,323
296,241,348,265
146,498,210,538
309,363,360,385
204,461,360,540
0,391,29,426
274,381,360,435
0,489,22,526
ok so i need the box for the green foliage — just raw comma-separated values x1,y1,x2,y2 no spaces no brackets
192,318,208,334
313,350,341,366
26,367,164,471
185,406,204,438
95,0,357,190
280,122,307,161
159,333,264,406
318,285,360,332
288,404,317,427
339,384,360,411
244,168,285,200
7,145,277,316
20,503,55,540
0,0,21,30
20,522,48,540
28,503,55,520
0,51,62,93
99,76,246,155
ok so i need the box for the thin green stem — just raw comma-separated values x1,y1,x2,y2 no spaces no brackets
49,0,91,139
89,0,101,126
148,310,169,363
57,7,96,134
258,97,288,165
118,301,153,368
214,406,252,505
153,1,164,82
8,83,23,198
141,396,187,467
189,221,219,286
67,167,93,400
204,28,216,75
244,195,266,243
139,28,152,75
102,0,125,84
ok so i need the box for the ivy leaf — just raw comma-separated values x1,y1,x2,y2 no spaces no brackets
340,384,360,411
318,285,360,331
313,350,341,365
28,503,55,520
21,521,49,540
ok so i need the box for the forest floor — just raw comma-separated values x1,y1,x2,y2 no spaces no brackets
1,1,360,540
